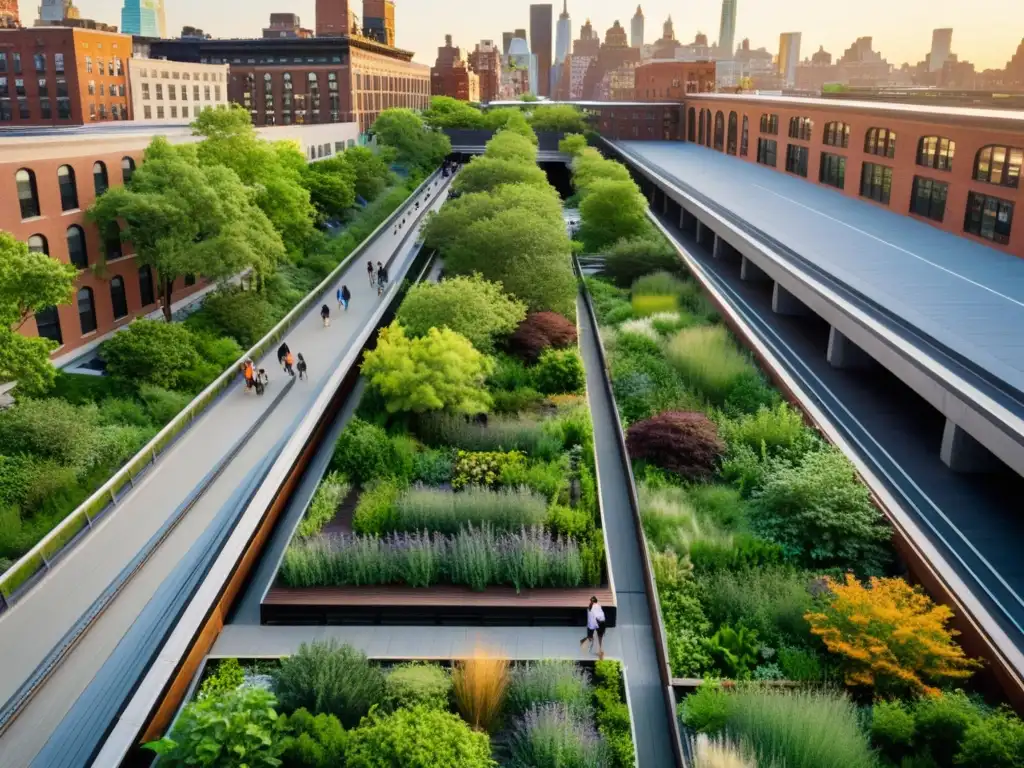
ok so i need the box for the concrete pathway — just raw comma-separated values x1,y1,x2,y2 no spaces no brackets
0,176,452,768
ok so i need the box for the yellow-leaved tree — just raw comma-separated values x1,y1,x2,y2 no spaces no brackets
806,574,982,697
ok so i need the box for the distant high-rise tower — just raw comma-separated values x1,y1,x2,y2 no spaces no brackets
363,0,395,46
155,0,166,37
317,0,356,36
555,0,571,64
530,4,553,97
515,28,528,44
718,0,737,58
929,28,953,72
120,0,159,36
630,5,644,49
503,31,514,54
777,31,802,87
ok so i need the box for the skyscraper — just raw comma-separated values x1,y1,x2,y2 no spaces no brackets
120,0,160,37
778,31,802,87
555,0,571,64
718,0,737,59
929,28,953,72
503,31,514,54
530,4,552,97
630,5,644,49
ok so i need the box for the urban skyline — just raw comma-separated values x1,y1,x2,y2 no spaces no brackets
12,0,1023,71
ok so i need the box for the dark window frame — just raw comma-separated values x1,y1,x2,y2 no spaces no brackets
77,286,97,334
916,135,955,172
57,164,79,211
785,144,809,177
138,265,156,306
865,127,897,159
93,161,109,196
823,121,850,148
964,191,1014,244
860,162,893,205
972,144,1022,189
910,176,948,223
756,138,777,167
16,167,40,219
740,115,749,157
110,275,128,319
66,224,88,269
819,152,847,190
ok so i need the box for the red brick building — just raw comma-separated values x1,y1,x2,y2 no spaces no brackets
0,0,19,28
0,27,131,125
430,35,480,103
634,60,716,100
683,93,1024,258
468,40,501,104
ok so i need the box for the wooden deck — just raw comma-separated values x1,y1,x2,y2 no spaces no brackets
261,584,616,627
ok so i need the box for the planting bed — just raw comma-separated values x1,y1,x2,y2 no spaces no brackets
262,275,614,626
146,643,636,768
569,144,1024,767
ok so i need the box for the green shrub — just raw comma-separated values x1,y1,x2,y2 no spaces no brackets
143,687,289,767
384,663,452,711
97,397,154,428
198,657,245,699
139,384,193,425
653,550,714,677
666,325,758,407
272,640,386,728
0,454,78,511
750,447,892,574
331,418,402,484
507,660,593,719
351,478,402,535
417,414,561,460
631,294,678,317
345,705,494,768
488,354,535,391
93,424,157,468
632,271,689,296
719,444,772,498
604,302,634,324
508,702,609,768
705,624,760,678
492,387,545,414
608,332,695,423
686,484,749,531
777,646,825,682
187,287,277,347
955,708,1024,767
383,484,548,536
452,450,526,490
721,372,779,417
600,236,680,287
509,311,579,362
591,660,635,768
683,684,735,733
297,471,350,538
547,504,593,539
626,411,724,481
280,708,348,768
914,691,983,764
0,398,99,470
719,403,817,462
580,530,605,586
100,319,200,389
639,483,734,559
411,448,453,485
49,370,130,404
533,348,585,395
872,700,917,761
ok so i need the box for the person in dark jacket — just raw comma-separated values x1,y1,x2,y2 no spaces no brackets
341,284,351,311
277,342,290,371
320,303,331,327
296,353,308,381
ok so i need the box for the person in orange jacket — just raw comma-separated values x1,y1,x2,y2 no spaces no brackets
243,359,255,391
284,351,295,377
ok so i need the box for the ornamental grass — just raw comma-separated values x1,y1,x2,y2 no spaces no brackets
506,660,593,720
666,325,757,406
416,412,562,459
508,702,610,768
387,484,548,536
453,650,509,732
279,524,583,592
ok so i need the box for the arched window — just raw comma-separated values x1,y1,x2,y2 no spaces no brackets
16,168,41,219
77,287,97,334
865,127,897,158
740,116,749,157
66,225,88,269
28,234,49,254
823,121,850,149
110,276,128,319
687,107,696,142
704,110,712,147
788,116,813,141
727,111,738,155
698,109,706,145
35,306,63,345
138,264,155,306
104,221,122,260
916,136,954,172
713,111,725,151
57,165,79,211
121,156,136,184
93,161,109,197
973,145,1022,188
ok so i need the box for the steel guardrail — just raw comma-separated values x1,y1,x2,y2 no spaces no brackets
0,168,443,609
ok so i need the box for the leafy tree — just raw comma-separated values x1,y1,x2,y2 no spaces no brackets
601,235,680,286
340,146,393,201
192,105,316,252
577,178,651,252
496,109,538,144
529,104,588,133
483,131,538,165
361,322,493,414
90,137,285,321
397,273,526,352
345,706,494,768
480,107,522,132
441,208,576,317
0,397,99,470
806,574,983,697
558,133,588,157
371,108,451,172
533,348,585,395
422,95,485,129
571,148,634,197
143,687,290,767
0,232,77,393
453,156,549,195
99,319,200,389
302,156,357,223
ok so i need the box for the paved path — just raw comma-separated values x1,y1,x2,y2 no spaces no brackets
614,140,1024,396
0,176,452,768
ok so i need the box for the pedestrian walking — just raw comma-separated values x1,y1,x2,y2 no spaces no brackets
376,262,388,297
580,596,607,659
320,303,331,327
367,260,375,287
277,342,290,371
296,353,308,381
341,284,351,311
243,358,255,392
284,351,295,377
336,286,344,310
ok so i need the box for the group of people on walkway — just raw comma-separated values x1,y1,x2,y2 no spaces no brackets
368,260,389,297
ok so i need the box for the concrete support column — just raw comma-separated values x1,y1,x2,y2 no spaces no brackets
663,193,669,214
941,419,998,473
679,207,688,230
772,283,809,316
712,235,724,259
826,327,873,369
740,256,769,282
695,219,705,246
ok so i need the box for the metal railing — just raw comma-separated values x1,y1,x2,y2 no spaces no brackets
0,168,443,610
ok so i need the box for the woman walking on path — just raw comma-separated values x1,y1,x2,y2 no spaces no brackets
296,353,308,381
284,351,295,377
320,303,331,327
367,260,375,287
580,596,607,659
341,285,351,311
376,261,385,297
242,358,255,392
277,342,290,371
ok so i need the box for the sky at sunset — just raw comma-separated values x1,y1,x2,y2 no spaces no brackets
17,0,1024,71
